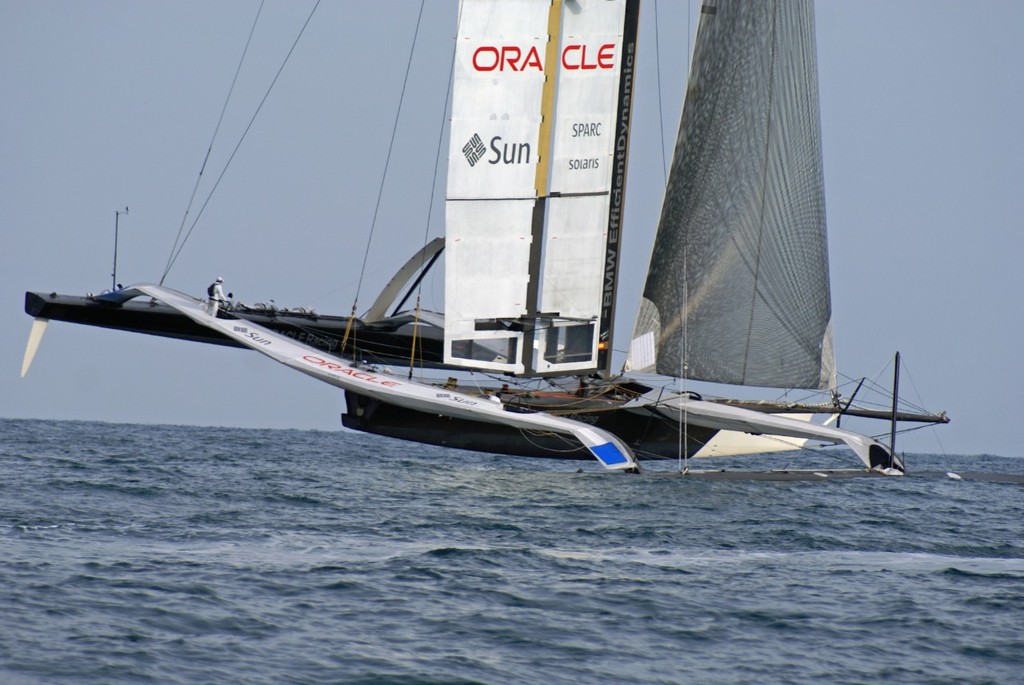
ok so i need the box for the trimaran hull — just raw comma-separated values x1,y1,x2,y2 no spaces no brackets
342,389,715,461
22,1,950,474
23,288,715,462
24,285,921,473
111,285,643,471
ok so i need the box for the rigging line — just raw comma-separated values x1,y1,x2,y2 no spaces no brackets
896,357,950,456
406,6,456,374
678,248,688,472
516,428,585,455
407,297,421,379
417,1,458,277
871,423,939,440
350,0,427,314
653,0,667,182
886,358,934,415
161,0,266,285
836,377,865,428
683,235,690,472
342,0,426,353
161,0,322,284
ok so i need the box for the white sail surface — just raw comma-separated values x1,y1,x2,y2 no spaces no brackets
631,0,835,390
445,0,637,376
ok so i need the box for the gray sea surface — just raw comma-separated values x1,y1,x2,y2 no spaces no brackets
1,418,1021,684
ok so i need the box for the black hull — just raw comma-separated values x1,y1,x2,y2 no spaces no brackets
26,291,721,462
342,390,716,461
25,291,447,368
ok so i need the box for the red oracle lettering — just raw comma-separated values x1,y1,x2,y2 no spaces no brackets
473,46,500,71
562,43,616,71
303,354,342,371
472,45,543,72
302,354,402,387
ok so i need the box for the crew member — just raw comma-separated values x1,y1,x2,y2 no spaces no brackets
208,277,226,316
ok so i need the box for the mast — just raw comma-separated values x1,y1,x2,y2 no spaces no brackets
520,0,565,375
597,0,640,376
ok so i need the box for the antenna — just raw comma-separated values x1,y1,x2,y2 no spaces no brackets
111,206,128,290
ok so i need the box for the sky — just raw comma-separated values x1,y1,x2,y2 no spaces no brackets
2,1,1022,458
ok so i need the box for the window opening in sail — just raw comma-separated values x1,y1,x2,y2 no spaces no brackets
542,322,596,366
450,336,518,365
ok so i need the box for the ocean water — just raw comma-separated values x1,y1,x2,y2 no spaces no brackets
1,418,1021,684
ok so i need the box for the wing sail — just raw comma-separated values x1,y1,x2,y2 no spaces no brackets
445,0,639,377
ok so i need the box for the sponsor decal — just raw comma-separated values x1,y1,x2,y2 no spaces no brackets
462,133,486,166
231,324,272,347
470,44,616,73
489,136,531,165
571,122,602,138
302,355,401,388
283,329,337,352
568,158,599,170
244,330,272,347
463,134,532,167
561,44,615,71
567,123,602,171
435,392,478,406
473,45,543,72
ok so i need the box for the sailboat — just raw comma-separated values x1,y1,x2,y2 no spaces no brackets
23,0,947,474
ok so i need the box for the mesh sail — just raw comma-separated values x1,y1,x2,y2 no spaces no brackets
631,0,835,389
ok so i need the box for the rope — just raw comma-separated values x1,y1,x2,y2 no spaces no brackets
654,0,668,182
406,3,456,377
161,0,266,285
347,0,426,317
408,297,421,379
418,2,458,285
340,302,358,356
516,428,589,455
161,0,322,284
899,357,949,455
